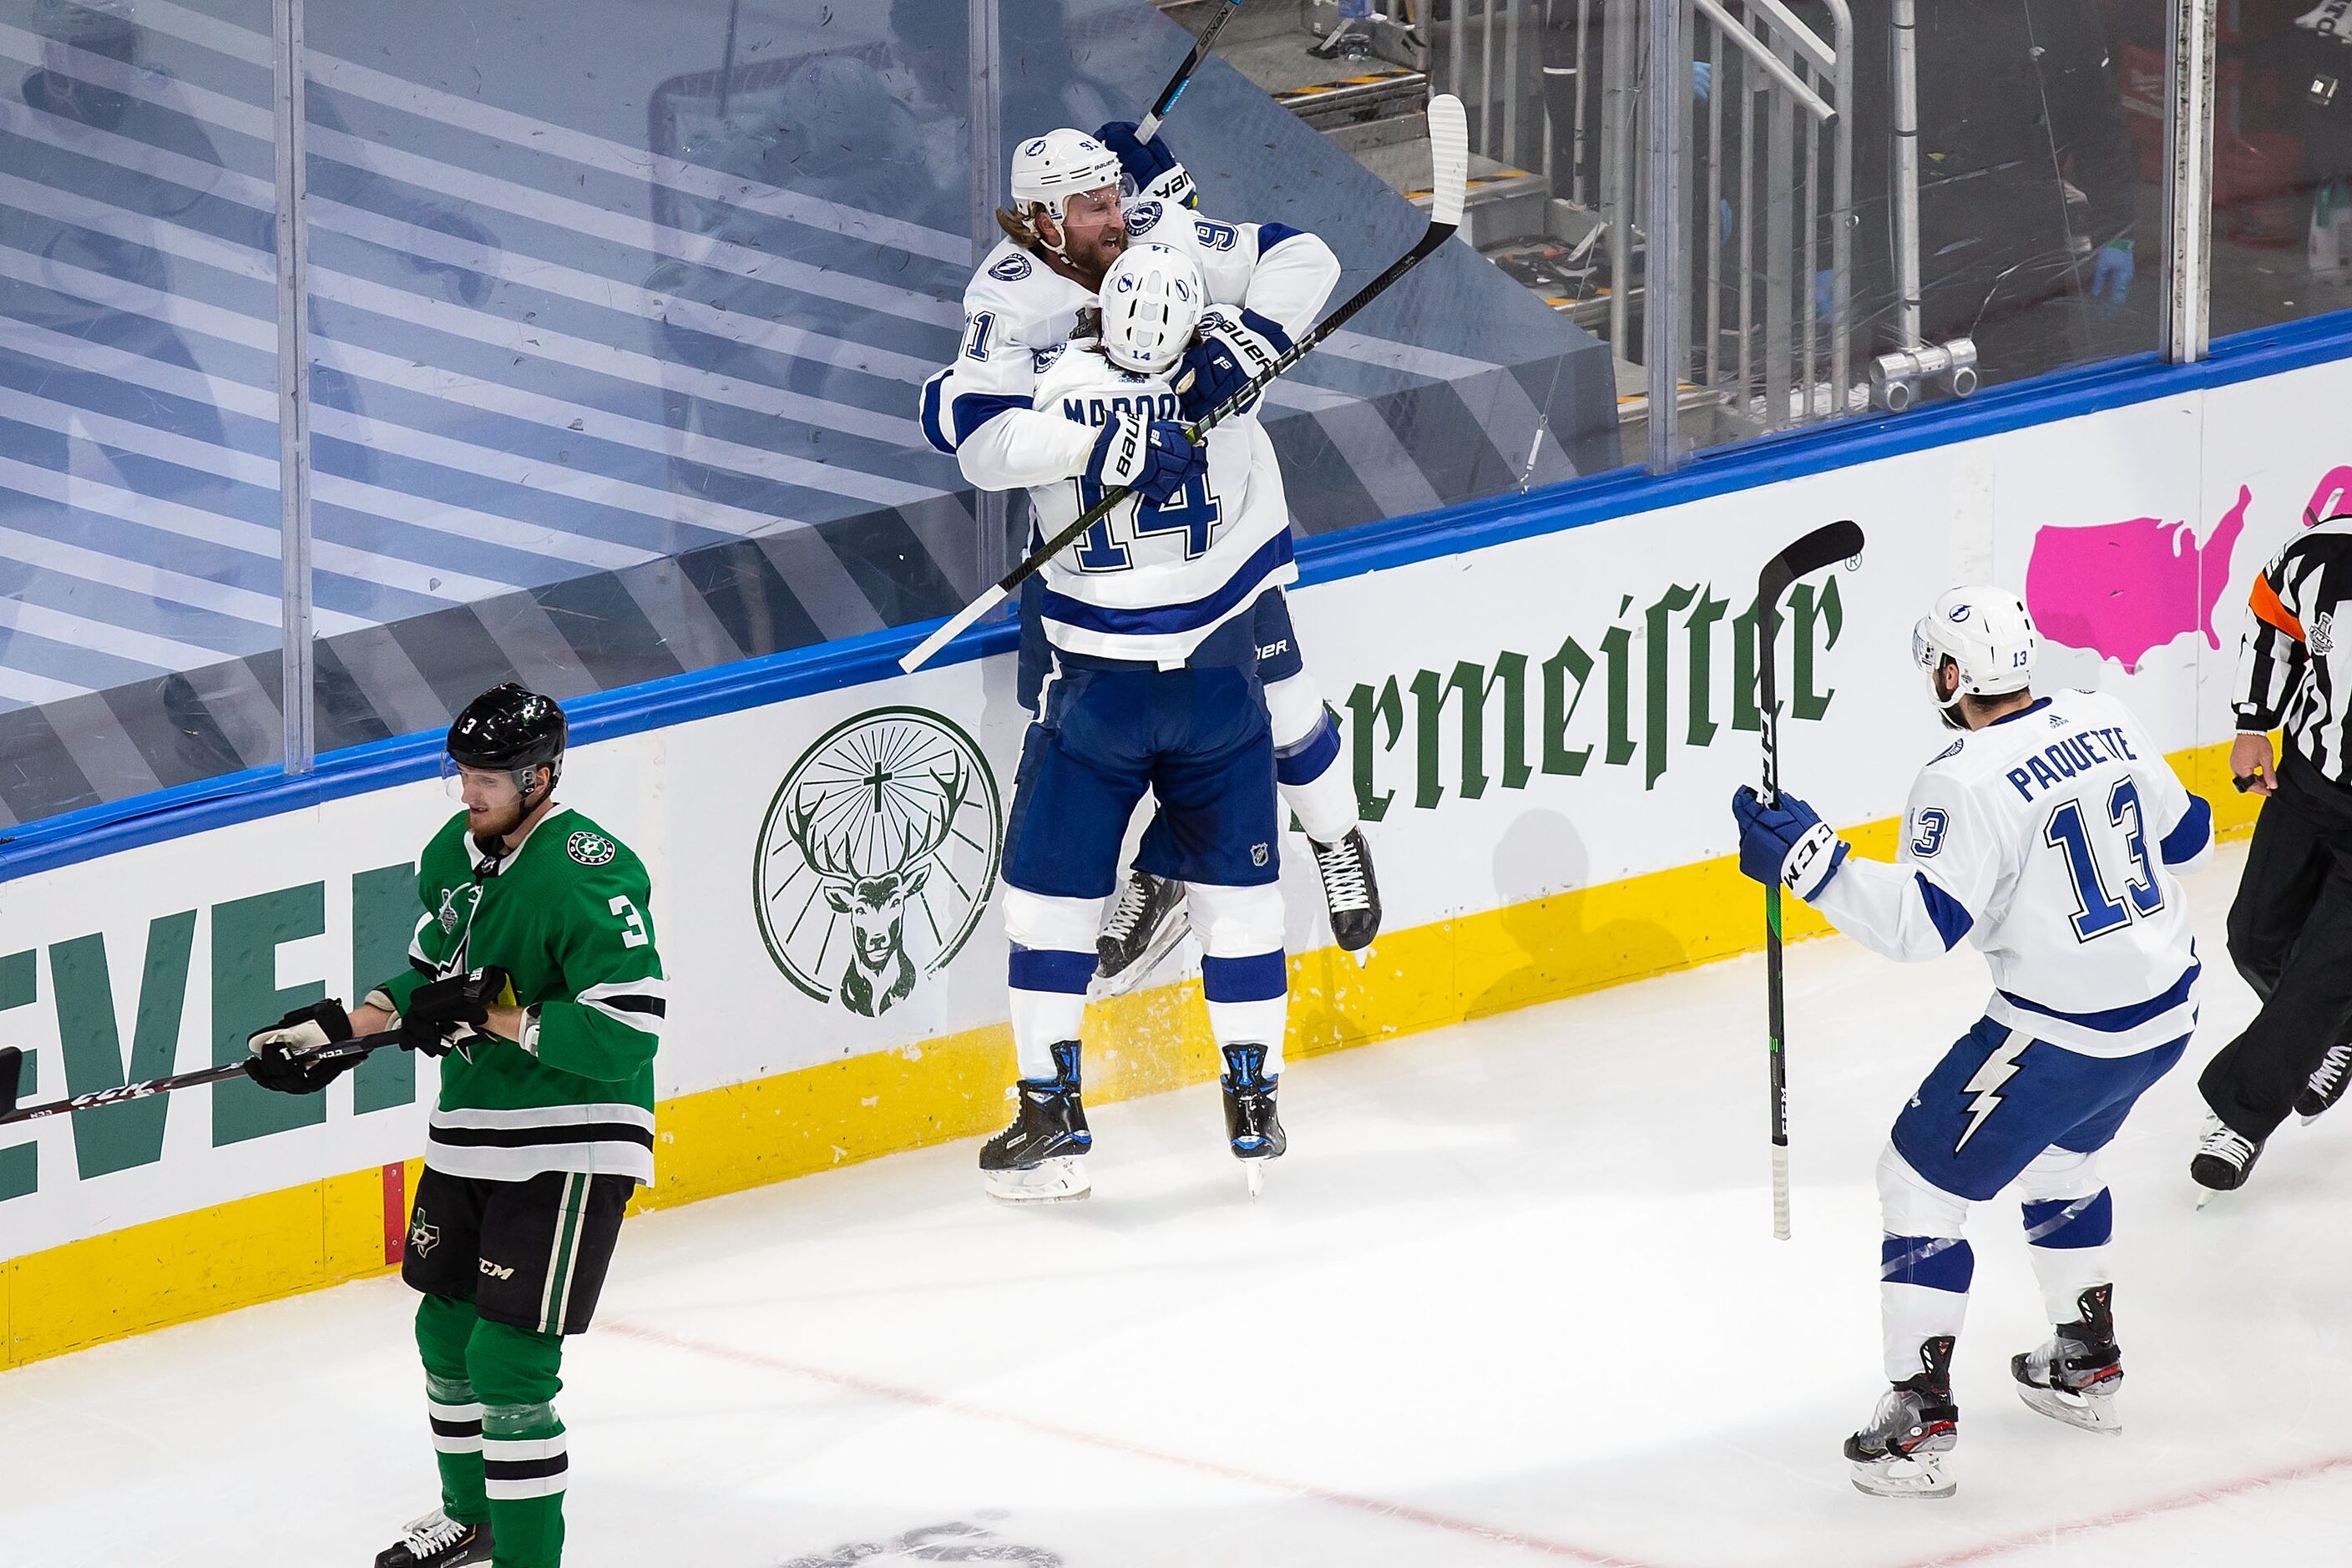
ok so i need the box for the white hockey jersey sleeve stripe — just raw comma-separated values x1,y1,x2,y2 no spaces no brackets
919,368,1035,455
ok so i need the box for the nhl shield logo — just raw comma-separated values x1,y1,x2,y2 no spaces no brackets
754,708,1002,1018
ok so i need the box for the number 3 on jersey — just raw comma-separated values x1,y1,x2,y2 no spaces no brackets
2044,777,2163,942
1071,473,1224,571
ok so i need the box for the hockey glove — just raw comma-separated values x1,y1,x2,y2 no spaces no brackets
1732,785,1849,900
1176,307,1292,422
1086,412,1206,508
402,966,515,1056
245,999,357,1095
1095,120,1196,207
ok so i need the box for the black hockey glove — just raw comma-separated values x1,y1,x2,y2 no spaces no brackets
402,967,514,1056
244,999,357,1095
1176,307,1291,423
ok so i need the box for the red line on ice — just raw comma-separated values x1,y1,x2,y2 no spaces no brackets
1887,1449,2352,1567
607,1319,1663,1567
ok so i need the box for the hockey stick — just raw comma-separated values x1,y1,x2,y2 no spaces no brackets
0,1031,412,1129
1756,518,1865,1242
1137,0,1246,144
901,94,1469,675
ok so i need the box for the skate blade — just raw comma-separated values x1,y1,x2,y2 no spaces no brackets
1849,1451,1955,1500
1349,943,1372,969
2194,1185,2223,1211
1247,1161,1263,1200
984,1156,1090,1204
2015,1382,2122,1434
1092,918,1191,999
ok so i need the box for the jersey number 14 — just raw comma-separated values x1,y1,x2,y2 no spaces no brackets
1071,473,1224,571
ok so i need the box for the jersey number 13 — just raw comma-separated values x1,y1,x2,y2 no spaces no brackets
2044,778,2163,943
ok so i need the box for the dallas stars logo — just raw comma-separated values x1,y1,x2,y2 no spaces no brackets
408,1211,441,1258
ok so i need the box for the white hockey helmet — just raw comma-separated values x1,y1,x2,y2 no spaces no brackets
1009,128,1124,256
1914,585,2039,724
1097,242,1205,376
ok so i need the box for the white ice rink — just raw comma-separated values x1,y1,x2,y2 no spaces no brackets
11,838,2352,1568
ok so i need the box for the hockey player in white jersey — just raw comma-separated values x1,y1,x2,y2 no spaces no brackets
961,242,1297,1201
1731,588,2214,1499
918,125,1379,988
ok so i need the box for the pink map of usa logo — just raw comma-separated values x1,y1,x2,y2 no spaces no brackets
2021,468,2352,675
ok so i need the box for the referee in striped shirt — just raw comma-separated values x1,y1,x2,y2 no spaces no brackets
2193,513,2352,1195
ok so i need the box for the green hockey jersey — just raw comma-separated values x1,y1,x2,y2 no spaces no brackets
376,805,665,1185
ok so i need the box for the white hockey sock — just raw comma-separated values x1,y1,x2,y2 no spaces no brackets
1190,883,1288,1070
1004,889,1105,1082
1266,675,1358,844
1877,1142,1972,1381
2017,1146,2113,1324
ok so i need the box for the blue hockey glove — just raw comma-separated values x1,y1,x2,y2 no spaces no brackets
2091,240,2133,316
1732,785,1849,899
1086,412,1205,507
1176,307,1292,422
1095,120,1194,205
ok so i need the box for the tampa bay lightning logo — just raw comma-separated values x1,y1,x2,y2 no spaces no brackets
1022,138,1047,156
988,252,1032,282
1123,200,1161,237
1949,604,1972,622
1114,272,1138,293
1930,737,1965,763
1030,344,1065,372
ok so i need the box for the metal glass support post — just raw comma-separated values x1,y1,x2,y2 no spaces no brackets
1646,0,1683,472
272,0,313,773
2160,0,2215,364
969,0,1009,589
1889,0,1921,350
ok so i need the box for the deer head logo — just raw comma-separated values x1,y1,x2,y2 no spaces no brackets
784,754,969,1017
755,709,1003,1016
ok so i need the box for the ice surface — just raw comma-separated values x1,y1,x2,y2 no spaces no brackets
9,841,2352,1566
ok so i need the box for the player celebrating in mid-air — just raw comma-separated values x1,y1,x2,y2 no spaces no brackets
243,685,666,1568
1731,589,2213,1499
918,121,1379,991
957,240,1298,1201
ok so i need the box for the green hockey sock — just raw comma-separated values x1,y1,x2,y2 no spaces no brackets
468,1316,568,1568
414,1293,488,1525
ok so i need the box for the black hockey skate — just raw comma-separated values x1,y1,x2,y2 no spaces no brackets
2012,1283,2124,1434
2296,1044,2352,1123
1095,867,1188,995
980,1042,1092,1203
1310,828,1381,953
1220,1042,1285,1197
1844,1337,1959,1499
2191,1115,2263,1204
374,1510,492,1568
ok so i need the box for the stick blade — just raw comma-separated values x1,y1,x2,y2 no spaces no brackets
0,1045,19,1116
1760,519,1864,601
1426,94,1469,228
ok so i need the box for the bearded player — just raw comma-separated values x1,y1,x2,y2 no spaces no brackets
918,123,1378,992
243,685,665,1567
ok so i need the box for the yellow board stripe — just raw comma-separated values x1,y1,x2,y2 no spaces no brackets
0,738,2262,1369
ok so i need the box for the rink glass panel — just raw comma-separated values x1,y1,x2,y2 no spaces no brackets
2,0,2345,835
2190,1,2352,343
0,0,285,824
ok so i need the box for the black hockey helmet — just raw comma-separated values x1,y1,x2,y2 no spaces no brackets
445,682,566,800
